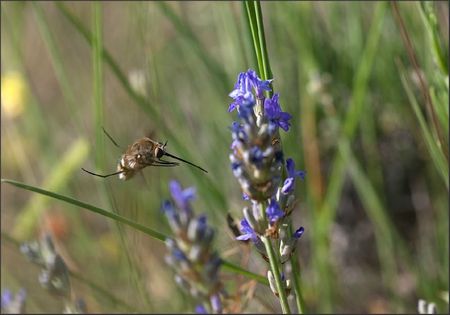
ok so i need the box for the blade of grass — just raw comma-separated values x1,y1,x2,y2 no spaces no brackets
221,260,268,286
2,178,269,286
397,60,449,189
5,178,166,241
360,94,385,196
55,2,155,119
391,2,448,162
156,2,231,94
339,139,410,311
2,4,53,166
31,3,85,133
418,2,448,77
429,86,449,137
314,3,387,310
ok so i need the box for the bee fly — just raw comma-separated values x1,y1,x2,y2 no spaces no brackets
82,129,208,180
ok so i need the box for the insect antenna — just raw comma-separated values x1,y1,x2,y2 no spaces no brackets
162,151,208,173
81,168,123,178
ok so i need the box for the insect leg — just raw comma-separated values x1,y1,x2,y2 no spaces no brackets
152,160,179,167
81,168,124,178
101,126,121,148
151,164,178,168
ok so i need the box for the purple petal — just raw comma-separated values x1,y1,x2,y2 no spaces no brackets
1,290,12,308
281,177,294,194
195,305,208,314
266,199,284,223
210,294,222,313
296,170,306,180
293,227,305,239
236,234,253,241
286,158,295,176
169,180,195,209
228,102,238,112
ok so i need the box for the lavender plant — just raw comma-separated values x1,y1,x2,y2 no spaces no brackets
20,233,87,313
229,69,305,313
162,180,226,314
1,289,26,314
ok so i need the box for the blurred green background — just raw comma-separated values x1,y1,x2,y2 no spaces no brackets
1,1,448,313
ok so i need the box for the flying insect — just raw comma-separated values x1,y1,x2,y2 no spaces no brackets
82,129,208,180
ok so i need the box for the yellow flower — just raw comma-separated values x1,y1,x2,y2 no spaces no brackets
1,71,27,118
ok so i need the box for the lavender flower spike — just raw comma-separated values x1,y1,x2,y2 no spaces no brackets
21,233,71,297
163,180,226,314
228,69,306,309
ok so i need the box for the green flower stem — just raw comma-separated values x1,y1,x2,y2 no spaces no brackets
261,235,291,314
244,1,263,77
253,1,272,89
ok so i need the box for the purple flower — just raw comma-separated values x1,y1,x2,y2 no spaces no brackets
249,146,264,166
230,121,241,134
188,215,208,242
210,294,222,313
169,180,196,210
286,158,306,179
195,305,208,314
293,226,304,239
1,290,12,309
245,69,273,98
264,93,292,131
266,199,284,224
281,158,306,194
228,72,255,112
161,200,182,231
236,219,257,241
231,162,241,171
1,289,26,313
228,69,272,112
172,247,188,262
281,178,294,194
161,200,175,215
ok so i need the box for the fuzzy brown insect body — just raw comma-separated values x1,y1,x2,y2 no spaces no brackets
117,137,166,180
82,134,207,180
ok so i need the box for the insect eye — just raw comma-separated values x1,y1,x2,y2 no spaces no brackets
155,148,164,159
